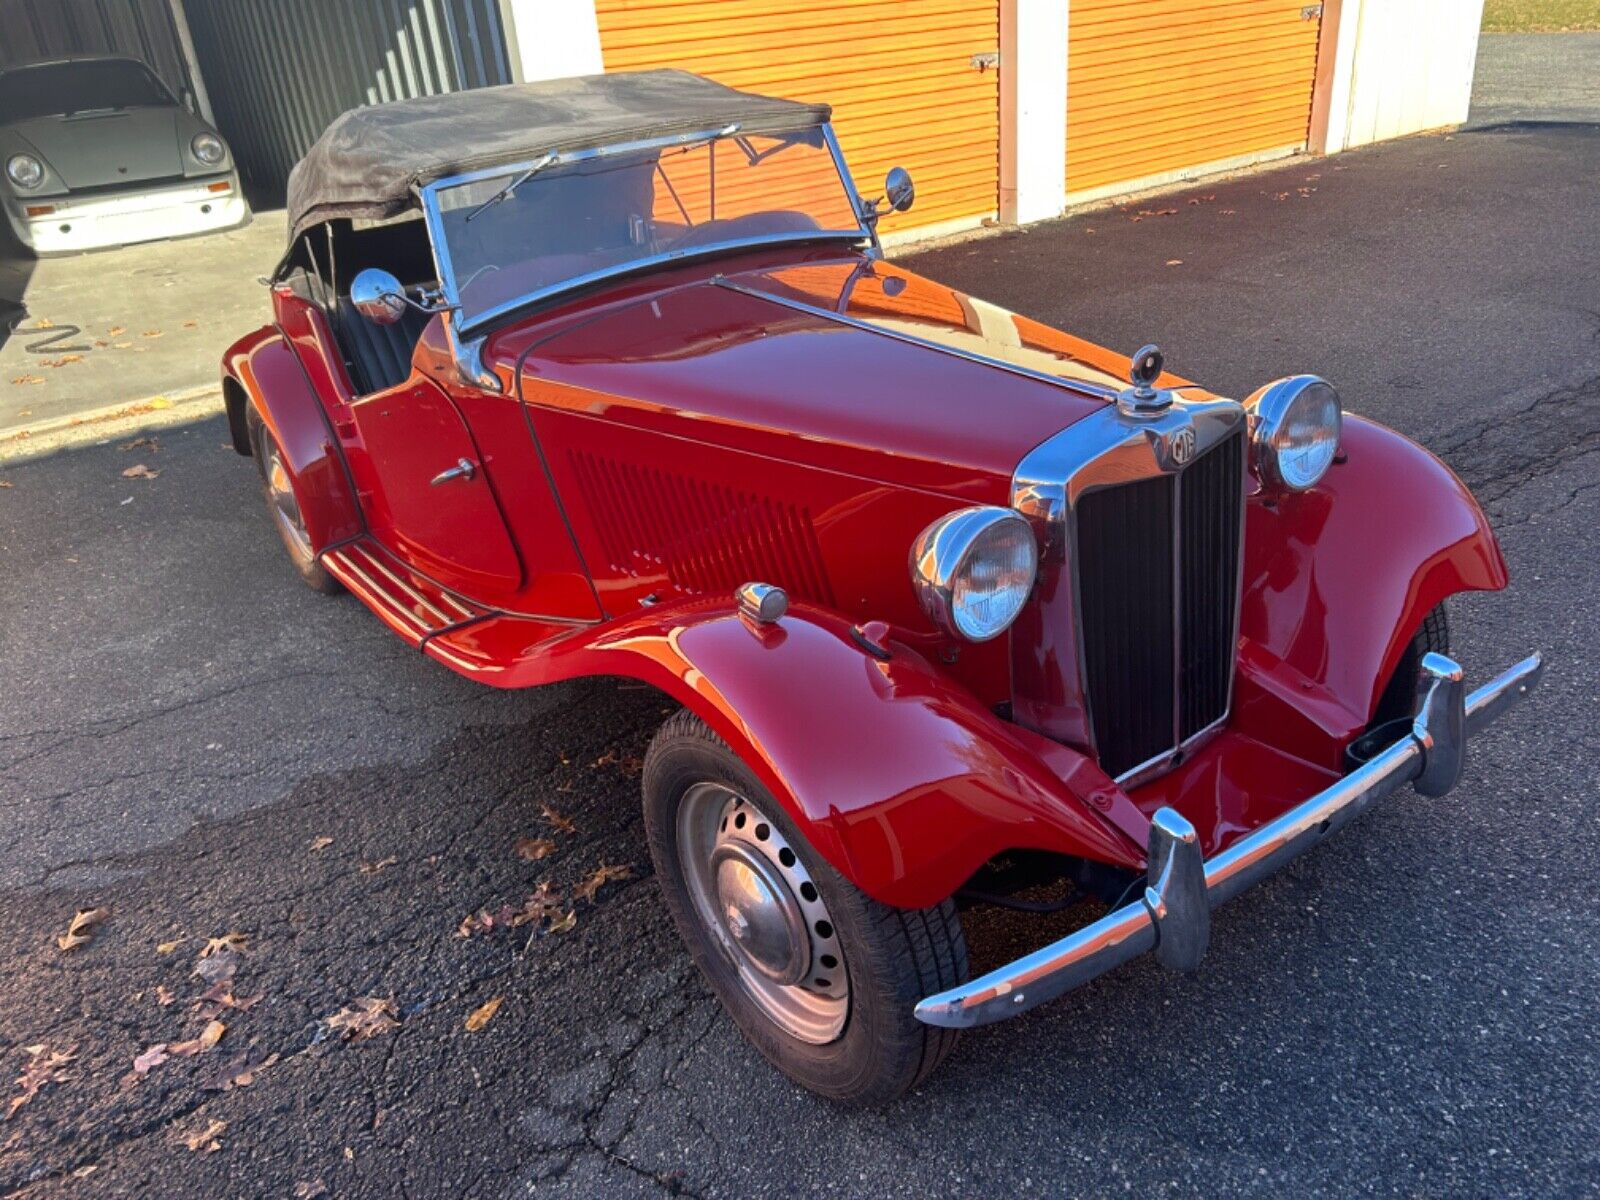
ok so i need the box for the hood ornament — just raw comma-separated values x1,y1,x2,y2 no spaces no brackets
1117,343,1174,417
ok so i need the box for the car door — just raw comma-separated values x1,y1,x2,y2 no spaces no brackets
348,375,524,596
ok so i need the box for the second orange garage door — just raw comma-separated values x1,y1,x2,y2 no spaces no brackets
1067,0,1324,201
595,0,1000,238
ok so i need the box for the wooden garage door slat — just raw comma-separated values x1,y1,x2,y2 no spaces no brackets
1067,0,1321,198
597,0,999,235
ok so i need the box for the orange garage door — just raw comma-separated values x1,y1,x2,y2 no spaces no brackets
1067,0,1324,200
595,0,1000,238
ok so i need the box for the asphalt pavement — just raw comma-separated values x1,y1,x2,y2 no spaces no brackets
1,123,1597,1200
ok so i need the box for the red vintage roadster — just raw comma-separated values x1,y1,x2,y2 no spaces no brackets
224,71,1540,1103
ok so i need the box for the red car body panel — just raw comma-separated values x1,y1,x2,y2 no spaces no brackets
223,245,1509,906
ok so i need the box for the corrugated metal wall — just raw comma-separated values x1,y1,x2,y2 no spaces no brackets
0,0,188,96
1067,0,1323,200
183,0,513,204
595,0,1001,237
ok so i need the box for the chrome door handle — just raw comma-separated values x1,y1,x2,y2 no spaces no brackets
430,457,477,485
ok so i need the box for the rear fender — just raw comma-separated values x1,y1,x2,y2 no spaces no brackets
222,325,362,552
1235,415,1507,766
547,600,1144,908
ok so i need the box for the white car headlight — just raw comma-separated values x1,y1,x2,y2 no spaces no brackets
910,506,1038,642
6,154,44,190
1245,375,1342,492
191,132,227,166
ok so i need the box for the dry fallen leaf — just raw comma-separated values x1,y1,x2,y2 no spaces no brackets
155,985,176,1007
108,325,125,336
513,836,556,862
181,1117,227,1153
121,463,160,480
202,1050,279,1091
42,355,83,368
200,932,248,957
359,857,398,876
546,910,577,934
293,1181,328,1199
120,435,158,452
540,803,577,834
196,980,260,1018
193,948,240,986
464,996,503,1032
309,835,334,853
183,320,199,329
325,997,399,1042
456,909,495,938
142,329,164,339
112,341,133,349
33,318,54,329
157,938,184,954
592,749,644,777
6,1044,76,1120
511,881,564,928
0,481,13,489
10,375,46,386
132,1044,169,1076
170,1020,226,1057
574,863,635,904
1165,259,1184,267
57,907,110,952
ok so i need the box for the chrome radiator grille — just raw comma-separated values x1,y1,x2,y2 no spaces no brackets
1074,430,1246,779
1010,396,1249,785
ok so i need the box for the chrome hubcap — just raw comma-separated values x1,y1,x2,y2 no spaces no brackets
678,783,848,1044
261,436,312,560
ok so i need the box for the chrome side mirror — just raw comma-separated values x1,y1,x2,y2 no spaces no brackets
884,167,915,214
350,268,408,326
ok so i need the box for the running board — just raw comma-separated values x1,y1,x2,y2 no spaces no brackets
321,539,492,648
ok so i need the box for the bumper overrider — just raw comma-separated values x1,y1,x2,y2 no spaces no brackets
915,651,1544,1028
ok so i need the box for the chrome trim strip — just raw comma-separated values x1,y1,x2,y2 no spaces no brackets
715,278,1121,403
914,650,1543,1028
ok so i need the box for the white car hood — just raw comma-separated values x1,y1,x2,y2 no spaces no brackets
9,107,185,188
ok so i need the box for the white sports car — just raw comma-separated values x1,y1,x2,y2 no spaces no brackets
0,55,250,255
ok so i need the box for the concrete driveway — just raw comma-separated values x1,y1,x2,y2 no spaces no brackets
1,116,1595,1197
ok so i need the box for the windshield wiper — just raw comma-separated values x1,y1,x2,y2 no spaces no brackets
464,150,556,223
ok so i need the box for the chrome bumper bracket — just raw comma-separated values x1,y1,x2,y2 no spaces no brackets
914,651,1543,1029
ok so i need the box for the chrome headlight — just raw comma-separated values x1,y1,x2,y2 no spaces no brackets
1245,375,1342,492
191,132,227,166
911,506,1038,642
6,154,44,190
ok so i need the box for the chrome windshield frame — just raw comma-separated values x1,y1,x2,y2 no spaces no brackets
417,120,873,340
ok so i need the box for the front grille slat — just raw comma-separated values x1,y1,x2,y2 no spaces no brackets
1076,474,1176,779
1074,430,1244,780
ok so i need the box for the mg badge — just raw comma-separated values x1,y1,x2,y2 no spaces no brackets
1170,427,1196,465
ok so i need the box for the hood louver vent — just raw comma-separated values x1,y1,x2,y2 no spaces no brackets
569,450,835,605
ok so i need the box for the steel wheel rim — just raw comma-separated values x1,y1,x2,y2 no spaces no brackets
261,434,312,560
677,782,849,1044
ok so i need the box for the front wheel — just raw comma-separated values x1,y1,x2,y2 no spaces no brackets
642,710,968,1104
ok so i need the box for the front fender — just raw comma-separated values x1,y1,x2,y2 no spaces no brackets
528,600,1145,908
222,326,362,553
1235,414,1507,767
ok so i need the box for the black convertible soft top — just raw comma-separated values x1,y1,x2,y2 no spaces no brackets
285,69,830,245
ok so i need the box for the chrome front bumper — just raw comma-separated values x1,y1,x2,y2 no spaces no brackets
915,651,1544,1029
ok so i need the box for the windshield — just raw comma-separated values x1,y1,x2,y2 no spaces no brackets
0,60,173,122
428,127,865,329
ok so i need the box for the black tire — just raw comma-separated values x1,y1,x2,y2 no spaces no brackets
246,409,341,596
642,709,968,1105
1370,602,1451,727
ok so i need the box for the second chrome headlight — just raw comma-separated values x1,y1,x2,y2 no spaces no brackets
1246,374,1342,492
910,506,1038,642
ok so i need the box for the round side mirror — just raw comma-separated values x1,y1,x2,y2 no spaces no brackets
885,167,915,214
350,268,408,326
